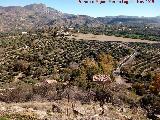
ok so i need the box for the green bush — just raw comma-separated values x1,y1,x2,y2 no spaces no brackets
0,117,9,120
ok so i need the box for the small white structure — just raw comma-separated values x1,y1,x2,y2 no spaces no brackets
35,79,58,86
64,32,70,36
22,32,27,35
32,34,37,36
93,74,111,83
43,79,57,85
68,27,74,30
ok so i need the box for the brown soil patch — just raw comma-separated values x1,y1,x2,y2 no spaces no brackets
68,33,160,44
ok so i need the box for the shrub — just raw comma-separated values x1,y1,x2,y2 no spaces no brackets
140,94,160,120
13,60,30,72
0,117,8,120
132,83,145,96
0,85,33,103
153,73,160,92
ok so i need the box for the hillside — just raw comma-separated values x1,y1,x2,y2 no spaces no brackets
0,29,160,119
0,3,160,32
0,4,102,32
0,3,160,120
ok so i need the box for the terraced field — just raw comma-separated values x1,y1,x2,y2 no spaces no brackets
1,34,160,84
0,35,132,84
121,43,160,81
0,33,160,120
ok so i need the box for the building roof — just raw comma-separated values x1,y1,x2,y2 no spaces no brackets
93,74,111,82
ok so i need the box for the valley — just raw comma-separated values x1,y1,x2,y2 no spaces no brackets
0,3,160,120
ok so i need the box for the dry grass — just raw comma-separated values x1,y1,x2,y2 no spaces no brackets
68,33,160,43
0,98,147,120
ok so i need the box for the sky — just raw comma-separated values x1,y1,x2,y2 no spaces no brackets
0,0,160,17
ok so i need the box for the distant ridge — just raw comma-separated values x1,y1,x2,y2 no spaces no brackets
0,3,160,32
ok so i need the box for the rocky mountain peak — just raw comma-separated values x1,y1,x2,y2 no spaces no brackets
24,3,46,9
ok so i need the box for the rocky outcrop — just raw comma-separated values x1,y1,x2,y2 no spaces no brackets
0,99,147,120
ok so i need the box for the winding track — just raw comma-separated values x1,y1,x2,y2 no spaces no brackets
113,43,137,85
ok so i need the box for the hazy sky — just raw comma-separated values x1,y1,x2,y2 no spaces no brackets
0,0,160,17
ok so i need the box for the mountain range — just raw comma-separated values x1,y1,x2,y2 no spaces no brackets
0,3,160,32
